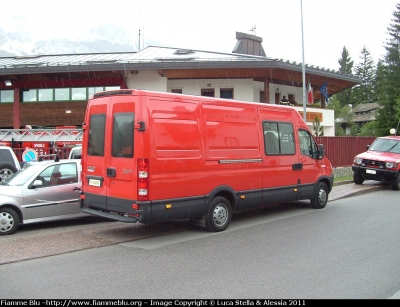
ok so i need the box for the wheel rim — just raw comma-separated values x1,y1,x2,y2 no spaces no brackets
0,211,14,233
318,188,327,205
0,169,13,182
213,203,228,226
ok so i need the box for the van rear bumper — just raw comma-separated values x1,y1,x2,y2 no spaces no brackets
81,206,139,223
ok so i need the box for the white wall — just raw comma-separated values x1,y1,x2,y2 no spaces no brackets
125,70,335,136
168,78,255,101
126,70,167,91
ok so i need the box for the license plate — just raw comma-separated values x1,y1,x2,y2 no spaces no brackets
89,179,101,186
366,169,376,174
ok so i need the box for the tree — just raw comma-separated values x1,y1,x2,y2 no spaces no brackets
353,46,376,105
358,121,379,136
335,46,354,107
326,95,353,135
375,3,400,136
313,115,324,136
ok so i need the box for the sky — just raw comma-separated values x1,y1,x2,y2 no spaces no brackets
2,0,399,71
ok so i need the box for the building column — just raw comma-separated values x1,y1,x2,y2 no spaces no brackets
263,78,270,103
13,88,20,129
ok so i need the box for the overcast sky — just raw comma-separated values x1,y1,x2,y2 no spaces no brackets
2,0,398,70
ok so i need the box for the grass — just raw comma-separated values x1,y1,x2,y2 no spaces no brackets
334,175,353,182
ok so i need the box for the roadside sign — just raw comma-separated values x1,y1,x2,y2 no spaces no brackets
22,148,38,162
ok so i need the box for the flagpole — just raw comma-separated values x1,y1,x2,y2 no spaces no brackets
301,0,307,122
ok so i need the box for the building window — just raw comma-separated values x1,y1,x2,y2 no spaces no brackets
20,86,120,102
55,88,70,101
72,88,87,100
23,89,37,102
220,88,233,99
201,88,214,97
288,94,296,104
88,87,107,97
38,89,54,101
105,86,120,91
171,89,182,94
0,90,13,103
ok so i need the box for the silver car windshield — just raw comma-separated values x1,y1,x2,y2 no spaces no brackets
1,164,42,186
369,139,400,153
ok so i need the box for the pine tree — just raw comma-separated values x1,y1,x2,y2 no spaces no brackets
375,3,400,135
353,46,376,105
335,46,354,107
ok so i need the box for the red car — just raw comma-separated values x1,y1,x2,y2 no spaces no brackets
352,135,400,190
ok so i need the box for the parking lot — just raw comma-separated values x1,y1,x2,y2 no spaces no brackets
0,215,196,265
0,180,386,266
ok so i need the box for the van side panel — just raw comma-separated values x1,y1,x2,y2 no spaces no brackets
146,96,206,221
201,102,263,209
258,108,300,204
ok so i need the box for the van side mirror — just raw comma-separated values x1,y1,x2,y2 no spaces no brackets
367,145,370,150
317,144,325,159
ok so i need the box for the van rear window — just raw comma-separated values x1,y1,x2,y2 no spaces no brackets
112,112,134,158
88,114,106,156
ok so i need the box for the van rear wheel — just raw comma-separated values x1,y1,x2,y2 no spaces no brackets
311,182,328,209
205,197,232,232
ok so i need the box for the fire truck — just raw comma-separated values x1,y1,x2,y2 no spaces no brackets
0,126,82,162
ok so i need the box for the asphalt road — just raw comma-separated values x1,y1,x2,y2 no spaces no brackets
1,188,400,299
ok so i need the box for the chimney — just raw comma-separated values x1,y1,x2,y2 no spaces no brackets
232,31,266,57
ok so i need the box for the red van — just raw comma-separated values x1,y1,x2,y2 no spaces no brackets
80,90,334,231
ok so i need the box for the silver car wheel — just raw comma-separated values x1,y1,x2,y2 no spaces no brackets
0,211,14,233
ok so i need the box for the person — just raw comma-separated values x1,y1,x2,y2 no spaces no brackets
280,96,289,105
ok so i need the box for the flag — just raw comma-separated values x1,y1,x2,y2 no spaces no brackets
320,81,329,104
307,81,313,104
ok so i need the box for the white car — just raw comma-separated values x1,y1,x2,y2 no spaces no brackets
68,145,82,159
0,157,85,235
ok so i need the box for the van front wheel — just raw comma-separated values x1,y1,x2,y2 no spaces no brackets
311,182,328,209
205,197,232,232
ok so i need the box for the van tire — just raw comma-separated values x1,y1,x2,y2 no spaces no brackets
0,207,20,235
0,163,18,183
353,173,364,185
205,196,232,232
311,182,328,209
391,173,400,190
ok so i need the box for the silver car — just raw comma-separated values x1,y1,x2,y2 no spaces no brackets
0,158,85,235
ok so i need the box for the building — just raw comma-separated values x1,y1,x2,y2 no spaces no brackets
0,32,360,136
338,102,382,134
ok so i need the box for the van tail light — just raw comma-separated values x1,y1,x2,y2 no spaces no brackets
137,158,149,201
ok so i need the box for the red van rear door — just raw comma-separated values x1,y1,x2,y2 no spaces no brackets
83,99,109,210
105,96,137,213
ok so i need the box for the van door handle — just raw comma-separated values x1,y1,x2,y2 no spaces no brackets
292,163,303,170
107,168,116,177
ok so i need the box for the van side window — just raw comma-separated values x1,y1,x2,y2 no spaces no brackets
298,130,317,157
263,122,295,155
112,113,134,158
88,114,106,156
